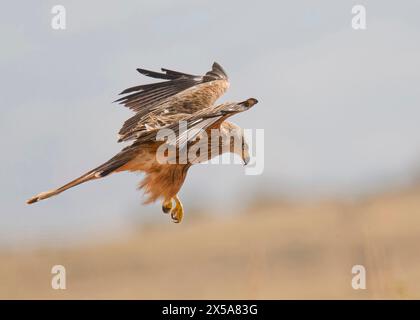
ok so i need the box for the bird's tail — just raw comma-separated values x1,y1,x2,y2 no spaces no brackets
26,146,136,205
26,169,99,204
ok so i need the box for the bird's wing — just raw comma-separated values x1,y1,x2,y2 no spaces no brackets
115,62,229,142
93,99,257,179
136,98,258,149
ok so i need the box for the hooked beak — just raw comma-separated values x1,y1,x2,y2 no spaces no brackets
243,153,250,166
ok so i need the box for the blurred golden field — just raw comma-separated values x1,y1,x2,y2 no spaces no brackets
2,185,420,299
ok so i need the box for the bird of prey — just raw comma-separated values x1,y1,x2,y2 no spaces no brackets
26,62,258,223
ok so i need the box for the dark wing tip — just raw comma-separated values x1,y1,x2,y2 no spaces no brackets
160,68,199,79
212,62,228,79
136,68,174,80
204,62,228,81
241,98,259,108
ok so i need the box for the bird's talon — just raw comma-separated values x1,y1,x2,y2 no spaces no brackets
169,195,184,223
170,208,181,223
162,199,173,214
171,212,180,223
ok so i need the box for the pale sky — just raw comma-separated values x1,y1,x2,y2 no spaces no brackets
1,1,420,245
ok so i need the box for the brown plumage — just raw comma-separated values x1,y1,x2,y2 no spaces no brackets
26,62,258,223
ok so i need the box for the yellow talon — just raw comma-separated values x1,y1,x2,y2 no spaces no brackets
170,195,184,223
162,198,173,214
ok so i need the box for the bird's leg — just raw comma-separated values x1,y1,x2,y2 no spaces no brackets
170,195,184,223
162,198,173,214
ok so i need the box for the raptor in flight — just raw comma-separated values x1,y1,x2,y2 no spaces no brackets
27,62,258,223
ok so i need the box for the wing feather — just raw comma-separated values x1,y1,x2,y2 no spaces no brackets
116,62,230,143
136,67,198,80
137,99,258,149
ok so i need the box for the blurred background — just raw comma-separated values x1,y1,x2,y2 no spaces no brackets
1,0,420,299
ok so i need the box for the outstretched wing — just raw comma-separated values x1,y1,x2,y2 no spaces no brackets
136,98,258,149
115,62,229,142
90,100,256,179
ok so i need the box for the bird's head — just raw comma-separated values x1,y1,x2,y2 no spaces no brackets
221,122,251,166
